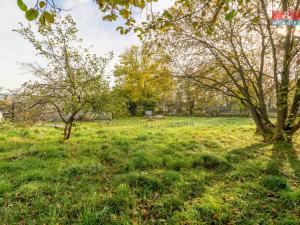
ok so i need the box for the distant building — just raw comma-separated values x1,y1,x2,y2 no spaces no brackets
0,92,11,121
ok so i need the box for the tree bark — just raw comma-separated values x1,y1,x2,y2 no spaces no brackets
187,98,195,116
128,101,137,116
64,116,74,140
11,102,15,122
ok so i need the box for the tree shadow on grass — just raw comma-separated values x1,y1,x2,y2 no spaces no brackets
57,141,299,224
162,143,268,224
182,143,267,199
225,143,266,164
266,142,300,180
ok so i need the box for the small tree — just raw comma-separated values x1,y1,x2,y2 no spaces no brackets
15,15,112,139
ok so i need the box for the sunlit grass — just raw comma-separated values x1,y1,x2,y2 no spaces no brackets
0,117,299,224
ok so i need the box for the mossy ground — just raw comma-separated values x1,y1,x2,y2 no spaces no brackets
0,117,299,224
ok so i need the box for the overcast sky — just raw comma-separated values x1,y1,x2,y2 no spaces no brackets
0,0,173,91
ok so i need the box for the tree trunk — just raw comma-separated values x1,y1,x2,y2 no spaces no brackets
187,98,194,116
128,101,137,116
64,116,74,140
248,108,294,143
11,102,15,122
245,103,279,143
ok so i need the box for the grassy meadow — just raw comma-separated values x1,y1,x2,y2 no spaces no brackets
0,117,299,224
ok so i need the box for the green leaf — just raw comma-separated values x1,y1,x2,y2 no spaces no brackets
225,10,236,21
17,0,27,12
116,26,125,34
205,26,214,35
139,0,145,9
103,14,117,21
192,21,198,29
132,0,140,7
120,9,130,19
251,16,259,24
25,8,39,21
39,1,46,8
162,10,173,20
39,14,46,25
39,11,54,25
44,11,55,23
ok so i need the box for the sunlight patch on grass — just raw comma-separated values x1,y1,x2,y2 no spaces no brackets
0,117,299,224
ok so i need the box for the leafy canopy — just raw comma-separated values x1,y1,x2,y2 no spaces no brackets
17,0,242,35
114,45,174,106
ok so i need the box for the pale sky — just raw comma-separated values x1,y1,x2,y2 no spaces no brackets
0,0,173,91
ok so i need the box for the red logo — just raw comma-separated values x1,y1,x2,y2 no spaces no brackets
289,10,300,20
272,10,300,26
272,10,284,20
272,10,300,20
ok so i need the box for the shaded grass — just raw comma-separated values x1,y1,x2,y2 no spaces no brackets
0,117,299,224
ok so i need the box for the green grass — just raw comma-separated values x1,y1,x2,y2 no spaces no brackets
0,117,299,224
